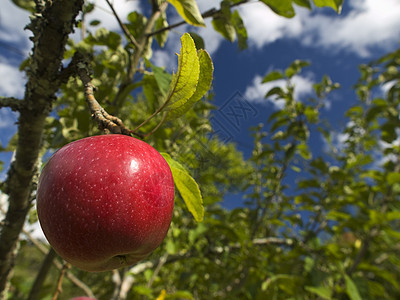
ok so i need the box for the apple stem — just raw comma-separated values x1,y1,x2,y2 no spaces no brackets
116,255,128,265
73,52,144,138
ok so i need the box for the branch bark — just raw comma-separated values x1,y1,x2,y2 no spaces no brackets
112,2,168,107
27,248,57,300
74,53,142,137
0,0,84,298
0,97,23,112
22,230,95,298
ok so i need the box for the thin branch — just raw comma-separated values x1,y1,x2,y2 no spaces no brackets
74,53,143,138
111,2,168,107
0,97,23,112
51,262,70,300
147,253,168,288
142,113,167,137
347,228,378,275
21,228,95,298
0,200,95,298
104,0,140,49
27,247,57,300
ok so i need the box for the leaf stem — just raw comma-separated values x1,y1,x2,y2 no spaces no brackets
130,90,173,133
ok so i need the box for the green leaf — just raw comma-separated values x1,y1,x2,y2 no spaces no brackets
231,10,248,50
188,32,205,50
293,0,312,9
313,0,343,13
11,0,35,12
90,28,121,50
265,87,285,99
262,71,284,83
212,17,235,42
166,49,213,121
285,59,310,78
387,210,400,221
344,275,362,300
168,0,205,26
305,286,331,299
89,20,101,26
167,290,194,299
153,66,173,96
163,33,200,110
154,13,169,47
161,153,204,222
212,2,236,42
260,0,296,18
387,172,400,185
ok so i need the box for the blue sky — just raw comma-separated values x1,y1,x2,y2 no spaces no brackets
1,0,400,179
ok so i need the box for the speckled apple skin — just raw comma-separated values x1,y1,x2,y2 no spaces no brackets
36,135,175,272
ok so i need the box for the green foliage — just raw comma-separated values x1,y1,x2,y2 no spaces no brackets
163,33,213,121
260,0,296,18
4,0,400,300
211,1,248,49
162,153,204,222
167,0,205,26
313,0,343,13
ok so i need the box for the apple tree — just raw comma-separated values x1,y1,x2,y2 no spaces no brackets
1,0,400,299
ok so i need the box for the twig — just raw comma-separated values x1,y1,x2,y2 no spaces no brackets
347,228,378,275
104,0,140,49
112,1,168,107
51,262,70,300
21,229,95,298
147,253,168,288
74,53,143,138
142,113,167,138
0,97,23,112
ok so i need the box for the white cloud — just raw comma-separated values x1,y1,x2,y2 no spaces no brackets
152,49,178,72
0,109,18,129
302,0,400,57
150,17,223,72
238,0,400,57
0,60,26,98
195,18,224,55
0,1,31,57
238,2,303,48
244,74,314,109
85,0,141,33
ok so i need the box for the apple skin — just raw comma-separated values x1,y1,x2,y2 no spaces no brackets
36,134,174,272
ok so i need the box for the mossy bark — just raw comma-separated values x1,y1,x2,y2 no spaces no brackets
0,1,84,297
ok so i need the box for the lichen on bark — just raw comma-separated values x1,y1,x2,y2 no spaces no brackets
0,1,84,298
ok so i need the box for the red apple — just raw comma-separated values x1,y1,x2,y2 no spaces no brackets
36,134,174,272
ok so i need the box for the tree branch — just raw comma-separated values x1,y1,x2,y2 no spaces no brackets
0,1,84,297
74,53,143,138
23,230,95,298
0,97,23,112
51,262,70,300
27,247,57,300
112,2,168,107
